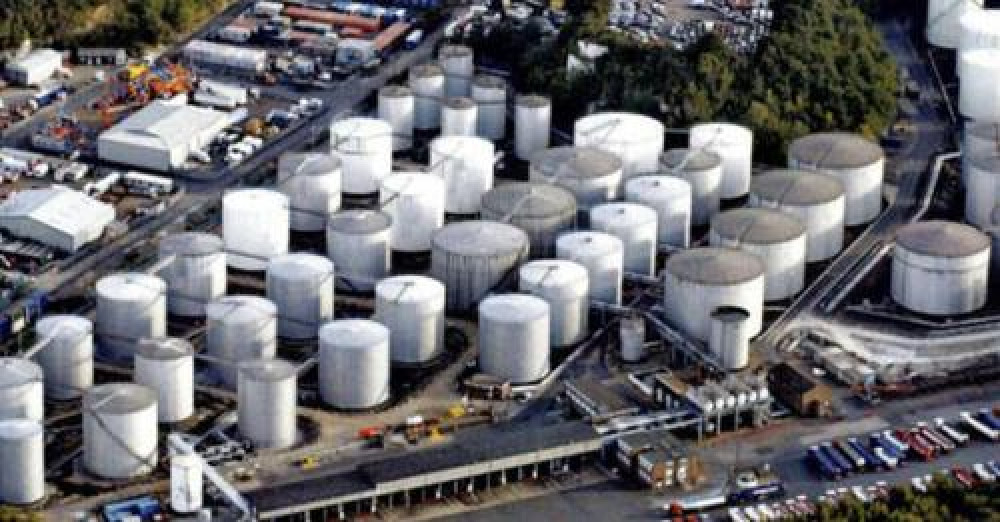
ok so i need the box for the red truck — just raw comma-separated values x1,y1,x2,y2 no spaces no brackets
895,429,935,461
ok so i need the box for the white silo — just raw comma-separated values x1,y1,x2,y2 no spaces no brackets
964,153,1000,227
619,314,646,363
438,44,474,97
624,176,692,248
157,232,226,317
959,49,1000,123
892,220,990,316
709,306,751,371
480,182,578,258
377,85,414,151
429,135,495,215
478,294,550,384
430,221,530,312
223,189,289,271
329,117,393,196
266,253,335,339
440,96,478,137
238,358,298,450
664,247,765,342
709,208,807,301
205,296,278,389
83,383,158,479
0,418,44,505
530,146,624,209
318,319,390,409
965,121,1000,178
788,132,885,226
749,169,846,263
326,210,392,292
134,337,194,423
660,148,723,226
0,358,43,421
688,123,753,200
277,152,342,232
95,273,167,361
409,63,445,130
574,112,664,180
959,9,1000,55
927,0,982,49
519,260,590,348
590,202,658,277
380,172,446,254
471,75,507,141
33,315,93,399
170,454,203,514
374,275,446,366
515,94,551,161
556,231,624,305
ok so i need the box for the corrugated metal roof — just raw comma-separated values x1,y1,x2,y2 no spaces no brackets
0,186,114,248
101,101,229,151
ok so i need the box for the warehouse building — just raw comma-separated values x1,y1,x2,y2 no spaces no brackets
614,430,696,490
5,48,63,86
766,362,833,417
183,40,269,74
0,186,115,252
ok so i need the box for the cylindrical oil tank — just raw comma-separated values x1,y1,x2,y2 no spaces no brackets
515,94,551,161
471,75,506,141
661,148,723,226
927,0,983,49
83,383,158,479
965,121,1000,179
329,117,393,196
377,85,414,151
965,153,1000,227
664,247,765,341
959,49,1000,124
556,231,624,305
959,10,1000,55
380,172,446,253
624,176,692,248
222,189,289,271
0,418,44,504
266,253,334,339
478,294,550,384
529,146,624,208
326,210,392,292
318,320,390,409
33,315,93,399
749,169,846,263
892,220,990,315
590,202,658,276
170,454,203,514
438,44,474,97
709,208,807,301
440,96,478,137
134,337,194,423
619,314,646,363
205,296,278,389
374,275,446,365
158,232,226,317
95,273,167,361
277,152,342,232
431,221,530,311
709,306,751,370
788,132,885,226
409,63,445,130
688,123,753,200
0,358,43,421
238,359,297,450
429,135,495,215
519,260,589,347
574,112,664,180
480,182,577,258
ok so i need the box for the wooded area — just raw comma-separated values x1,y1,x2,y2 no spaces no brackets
814,477,1000,521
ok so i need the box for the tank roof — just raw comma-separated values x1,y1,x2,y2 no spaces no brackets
329,117,391,138
206,295,277,323
591,202,658,226
327,210,392,235
159,232,224,257
380,84,412,97
788,132,884,169
239,358,297,381
666,247,765,285
224,188,288,208
136,337,193,360
268,253,334,280
532,146,623,179
85,383,156,414
432,221,529,257
439,44,472,58
96,273,165,298
479,293,549,322
320,319,388,348
444,96,476,109
278,152,341,178
520,259,589,287
557,231,623,256
0,418,42,439
751,169,845,206
473,74,506,89
481,182,576,219
516,94,550,108
410,63,443,77
895,220,990,257
711,208,806,244
661,147,722,172
36,314,91,335
0,357,42,387
375,275,444,303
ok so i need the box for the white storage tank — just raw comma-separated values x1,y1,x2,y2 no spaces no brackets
238,359,297,450
619,314,646,363
33,315,93,399
965,121,1000,179
134,337,194,423
574,112,664,180
83,383,158,479
709,306,751,370
964,153,1000,227
471,75,507,141
326,210,392,292
440,96,478,137
959,9,1000,54
329,117,393,196
0,358,43,422
158,232,226,317
590,202,658,277
709,208,807,301
959,49,1000,123
480,182,577,258
95,273,167,361
377,85,414,151
515,94,551,161
749,169,846,263
318,319,390,409
409,63,445,130
374,275,446,366
438,44,474,97
556,231,624,305
0,418,44,505
519,260,590,347
892,220,990,316
277,152,342,232
664,247,765,342
529,146,624,208
430,221,530,312
688,123,753,200
266,253,334,339
927,0,983,49
223,189,289,271
788,132,885,226
380,172,446,254
624,176,692,248
205,296,278,389
660,148,723,226
429,135,495,215
170,454,203,515
478,294,550,384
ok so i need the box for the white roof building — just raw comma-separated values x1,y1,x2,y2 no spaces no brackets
0,186,115,252
6,49,63,86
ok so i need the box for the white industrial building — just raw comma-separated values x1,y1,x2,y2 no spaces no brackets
97,101,230,172
6,49,63,86
0,186,115,252
183,40,269,74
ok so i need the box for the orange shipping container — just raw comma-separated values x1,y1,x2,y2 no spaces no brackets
284,6,381,33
